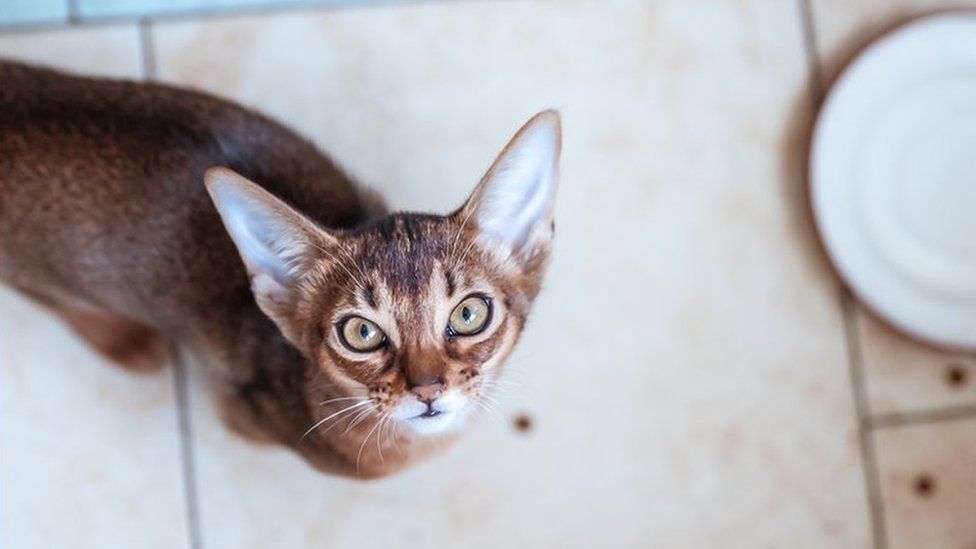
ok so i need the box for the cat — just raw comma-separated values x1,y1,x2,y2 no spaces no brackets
0,60,560,478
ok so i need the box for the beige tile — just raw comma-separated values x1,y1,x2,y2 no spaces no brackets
154,1,869,547
810,0,976,86
0,28,187,549
809,0,976,416
857,309,976,416
873,419,976,549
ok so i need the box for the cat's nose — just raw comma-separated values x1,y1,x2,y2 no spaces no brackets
411,381,444,404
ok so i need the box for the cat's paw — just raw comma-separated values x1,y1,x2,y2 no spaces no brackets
101,328,170,373
56,308,169,373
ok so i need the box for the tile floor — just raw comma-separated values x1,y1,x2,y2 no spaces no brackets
1,1,974,548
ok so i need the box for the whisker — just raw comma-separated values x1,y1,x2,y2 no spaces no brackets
471,397,493,418
449,205,477,269
331,242,373,293
484,377,522,388
472,395,504,424
386,418,402,454
480,382,513,397
356,417,385,474
341,407,373,436
454,238,480,270
376,415,390,463
479,393,504,411
316,396,368,407
380,415,390,455
336,245,373,292
482,375,527,395
308,242,366,291
479,381,514,401
300,400,371,441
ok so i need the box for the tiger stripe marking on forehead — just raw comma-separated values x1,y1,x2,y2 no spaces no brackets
363,285,376,308
444,269,456,297
347,214,452,295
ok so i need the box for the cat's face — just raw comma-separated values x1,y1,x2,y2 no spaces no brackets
300,212,543,435
207,111,560,438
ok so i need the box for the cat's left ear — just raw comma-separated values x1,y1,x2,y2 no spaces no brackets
460,110,561,262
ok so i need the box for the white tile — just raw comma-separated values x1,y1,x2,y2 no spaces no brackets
153,1,870,547
0,28,188,549
0,287,188,548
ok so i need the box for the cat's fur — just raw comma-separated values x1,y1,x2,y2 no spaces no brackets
0,60,560,478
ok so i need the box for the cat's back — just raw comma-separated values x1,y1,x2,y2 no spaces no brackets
0,59,365,222
0,60,374,326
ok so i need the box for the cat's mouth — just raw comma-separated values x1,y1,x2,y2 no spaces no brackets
403,408,455,434
393,390,471,435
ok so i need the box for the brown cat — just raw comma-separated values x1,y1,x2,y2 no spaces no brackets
0,60,560,478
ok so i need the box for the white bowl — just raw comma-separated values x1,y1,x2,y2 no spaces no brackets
812,12,976,350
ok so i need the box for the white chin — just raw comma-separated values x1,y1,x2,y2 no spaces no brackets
403,412,456,435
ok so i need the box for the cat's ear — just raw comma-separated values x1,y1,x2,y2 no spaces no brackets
460,110,561,261
205,167,333,344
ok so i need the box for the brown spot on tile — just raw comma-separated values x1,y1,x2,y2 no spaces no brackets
944,364,967,389
512,413,533,434
912,473,936,498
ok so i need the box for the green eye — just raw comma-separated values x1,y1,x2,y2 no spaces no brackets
448,295,492,336
339,316,386,352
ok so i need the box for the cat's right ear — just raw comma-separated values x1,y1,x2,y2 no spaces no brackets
205,167,334,344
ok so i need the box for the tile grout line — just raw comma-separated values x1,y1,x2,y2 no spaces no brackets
140,20,203,549
138,19,157,83
796,0,823,100
65,0,80,24
796,1,888,548
871,404,976,430
169,343,204,549
839,292,888,549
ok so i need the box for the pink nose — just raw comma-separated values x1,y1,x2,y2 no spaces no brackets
411,382,444,403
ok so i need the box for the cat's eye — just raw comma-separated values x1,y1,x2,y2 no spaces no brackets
339,316,387,352
447,295,492,336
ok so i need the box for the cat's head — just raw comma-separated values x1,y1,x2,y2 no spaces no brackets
206,111,560,438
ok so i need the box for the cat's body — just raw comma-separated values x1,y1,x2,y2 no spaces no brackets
0,60,560,478
0,60,383,473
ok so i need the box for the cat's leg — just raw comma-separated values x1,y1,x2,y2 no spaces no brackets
9,285,170,372
56,308,170,373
